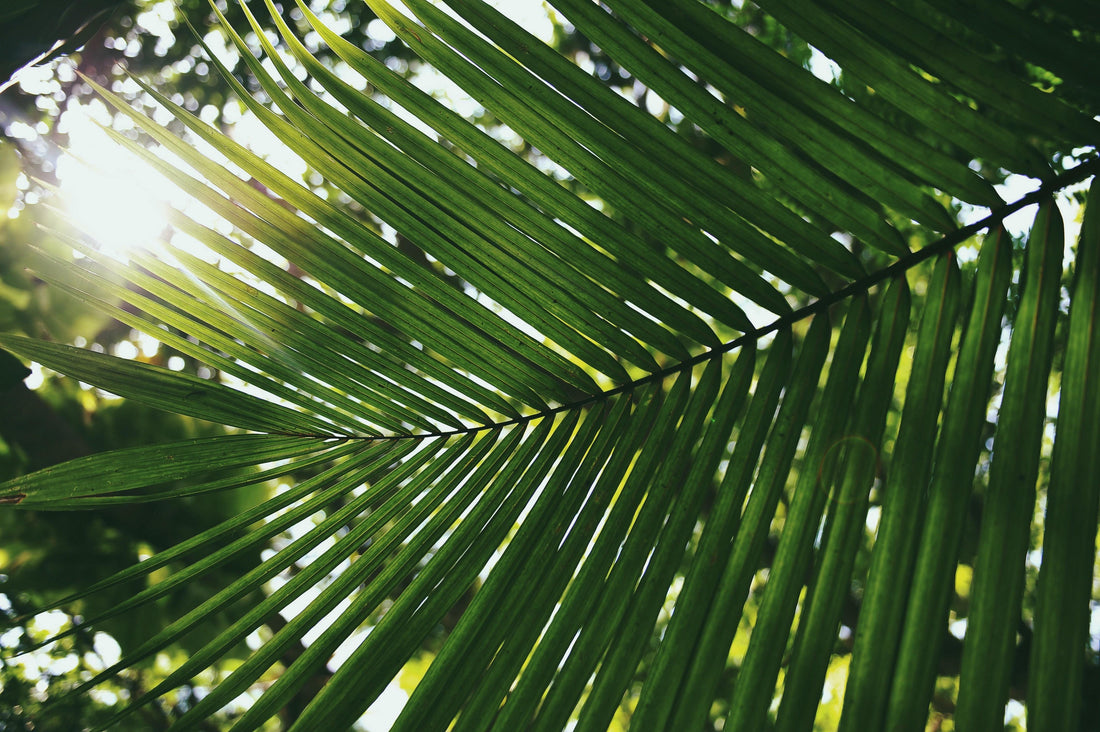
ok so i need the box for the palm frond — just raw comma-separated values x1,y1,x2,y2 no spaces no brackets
2,1,1098,730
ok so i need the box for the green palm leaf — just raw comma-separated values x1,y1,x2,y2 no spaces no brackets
2,1,1098,730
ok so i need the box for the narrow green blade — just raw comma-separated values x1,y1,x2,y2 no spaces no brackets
1028,175,1100,732
954,200,1064,729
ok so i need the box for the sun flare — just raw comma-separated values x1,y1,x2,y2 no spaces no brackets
56,110,176,262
